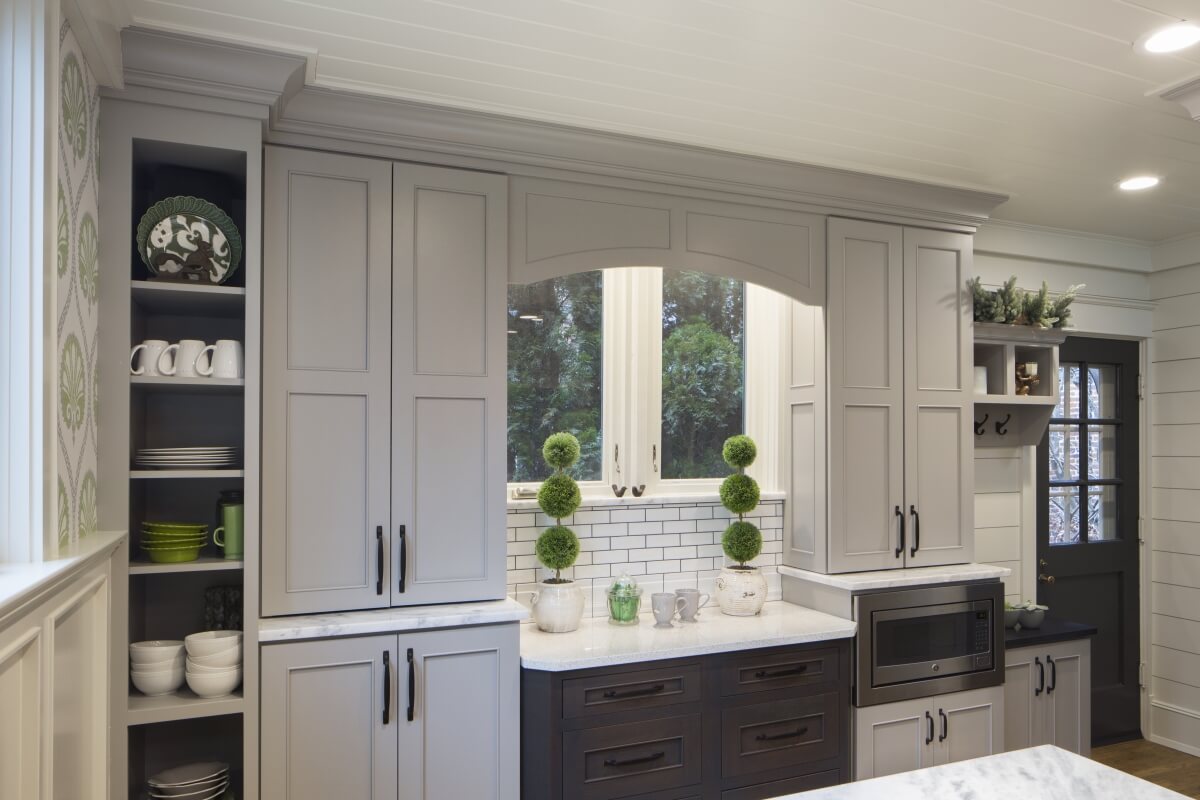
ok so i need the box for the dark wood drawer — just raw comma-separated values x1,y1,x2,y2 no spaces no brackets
563,664,701,719
719,647,837,696
563,714,703,800
720,769,841,800
721,692,839,778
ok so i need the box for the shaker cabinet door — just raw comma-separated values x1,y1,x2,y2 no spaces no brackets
262,147,393,616
1003,646,1048,751
261,636,398,800
852,696,934,781
1046,640,1091,755
902,228,974,567
934,685,1003,766
396,625,520,800
826,218,906,573
391,165,508,606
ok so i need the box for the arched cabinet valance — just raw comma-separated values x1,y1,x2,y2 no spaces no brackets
509,177,826,306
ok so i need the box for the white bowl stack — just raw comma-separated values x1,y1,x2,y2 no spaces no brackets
185,631,243,698
146,761,230,799
130,640,186,696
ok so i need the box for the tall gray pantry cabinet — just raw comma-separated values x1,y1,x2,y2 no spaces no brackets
262,147,507,614
260,146,516,799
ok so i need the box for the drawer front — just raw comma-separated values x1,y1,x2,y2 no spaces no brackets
563,664,701,719
563,714,703,800
720,769,841,800
721,692,839,778
719,647,838,696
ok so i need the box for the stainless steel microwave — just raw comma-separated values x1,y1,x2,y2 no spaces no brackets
853,582,1004,707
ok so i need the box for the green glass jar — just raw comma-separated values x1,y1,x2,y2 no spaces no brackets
607,574,642,625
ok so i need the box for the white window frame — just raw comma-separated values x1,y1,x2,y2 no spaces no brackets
508,267,786,502
0,0,55,562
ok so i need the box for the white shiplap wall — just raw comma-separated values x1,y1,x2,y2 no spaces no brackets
974,447,1030,606
1150,263,1200,755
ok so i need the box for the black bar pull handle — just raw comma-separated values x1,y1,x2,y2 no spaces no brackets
909,505,920,557
382,651,391,725
1047,654,1057,693
602,683,665,700
925,710,933,745
375,526,384,595
755,664,808,679
604,751,665,768
938,708,948,742
756,726,808,742
1035,657,1045,696
406,647,415,722
397,525,407,594
895,506,905,559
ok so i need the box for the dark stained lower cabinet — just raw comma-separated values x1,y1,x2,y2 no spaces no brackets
522,640,851,800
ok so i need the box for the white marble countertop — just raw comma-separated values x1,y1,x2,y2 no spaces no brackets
776,745,1186,799
259,598,529,643
520,600,856,671
779,562,1011,592
0,530,125,623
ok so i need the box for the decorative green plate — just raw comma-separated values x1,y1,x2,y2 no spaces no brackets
136,196,242,285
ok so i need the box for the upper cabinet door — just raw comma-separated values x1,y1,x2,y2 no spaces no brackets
261,636,399,800
391,165,508,606
262,148,393,616
396,625,520,799
827,218,906,573
902,228,974,567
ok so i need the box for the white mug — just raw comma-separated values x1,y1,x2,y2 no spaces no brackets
157,340,209,378
130,340,169,376
197,339,244,379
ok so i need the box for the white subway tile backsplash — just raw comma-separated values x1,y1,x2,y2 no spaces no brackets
506,498,786,616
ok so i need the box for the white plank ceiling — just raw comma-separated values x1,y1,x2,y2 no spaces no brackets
121,0,1200,241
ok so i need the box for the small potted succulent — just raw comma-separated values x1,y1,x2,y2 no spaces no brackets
529,433,586,633
1017,601,1049,630
714,435,768,616
1003,602,1021,630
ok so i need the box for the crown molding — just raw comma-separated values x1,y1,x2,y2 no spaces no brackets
1154,73,1200,120
62,0,129,88
109,27,1007,229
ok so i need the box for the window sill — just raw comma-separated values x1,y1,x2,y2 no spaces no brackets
507,489,785,512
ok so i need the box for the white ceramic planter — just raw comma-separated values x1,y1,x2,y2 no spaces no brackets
530,580,586,633
715,566,768,616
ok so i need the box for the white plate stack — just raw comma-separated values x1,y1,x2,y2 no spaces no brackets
146,761,231,799
134,446,241,469
185,631,243,698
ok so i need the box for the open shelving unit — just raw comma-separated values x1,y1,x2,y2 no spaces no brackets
972,322,1067,447
98,100,262,800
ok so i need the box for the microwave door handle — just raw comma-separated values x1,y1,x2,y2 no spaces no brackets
925,710,934,745
1035,657,1045,696
895,506,905,559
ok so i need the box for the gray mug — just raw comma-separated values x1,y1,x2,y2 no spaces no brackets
675,588,710,622
651,592,686,628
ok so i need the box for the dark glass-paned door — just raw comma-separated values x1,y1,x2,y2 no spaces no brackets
1037,337,1140,745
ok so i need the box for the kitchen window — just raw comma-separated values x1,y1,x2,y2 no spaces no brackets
508,267,782,499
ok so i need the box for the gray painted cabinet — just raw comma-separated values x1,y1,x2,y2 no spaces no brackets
853,685,1003,780
263,147,507,615
263,148,393,616
808,218,973,574
1004,640,1091,755
261,624,519,800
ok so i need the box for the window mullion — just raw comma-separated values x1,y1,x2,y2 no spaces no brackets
631,267,663,494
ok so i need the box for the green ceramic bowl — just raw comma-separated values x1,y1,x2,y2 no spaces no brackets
139,543,203,564
142,521,207,532
141,529,207,539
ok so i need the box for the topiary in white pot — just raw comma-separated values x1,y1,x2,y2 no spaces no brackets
715,435,767,616
529,433,586,633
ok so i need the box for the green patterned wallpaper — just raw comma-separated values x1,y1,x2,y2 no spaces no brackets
57,23,100,547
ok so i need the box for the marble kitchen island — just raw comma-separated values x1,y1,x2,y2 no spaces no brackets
779,745,1187,799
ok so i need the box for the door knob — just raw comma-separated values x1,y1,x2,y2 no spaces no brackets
1039,558,1049,567
1038,573,1056,584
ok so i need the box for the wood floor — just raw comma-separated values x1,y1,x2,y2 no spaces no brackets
1092,739,1200,798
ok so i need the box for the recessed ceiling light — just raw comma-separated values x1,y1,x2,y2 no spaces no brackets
1142,22,1200,53
1118,175,1160,191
